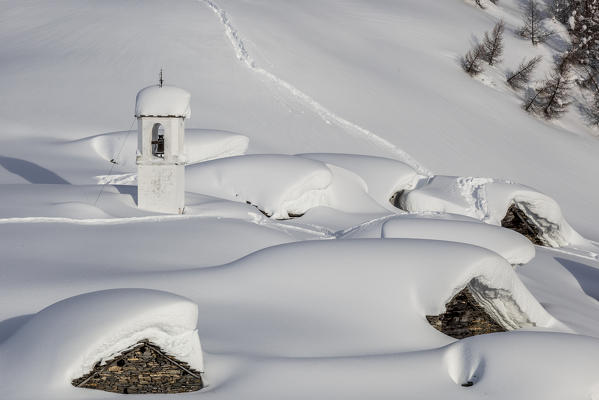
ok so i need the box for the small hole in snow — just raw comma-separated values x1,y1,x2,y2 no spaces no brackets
389,190,406,210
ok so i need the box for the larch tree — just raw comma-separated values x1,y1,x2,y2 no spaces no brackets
507,55,543,89
551,0,574,24
582,66,599,125
519,0,553,45
570,4,599,68
462,43,486,75
483,20,505,65
551,0,598,68
523,86,546,113
589,91,599,125
536,63,574,119
581,66,599,92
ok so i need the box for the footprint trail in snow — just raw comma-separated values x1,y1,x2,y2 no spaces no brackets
200,0,432,176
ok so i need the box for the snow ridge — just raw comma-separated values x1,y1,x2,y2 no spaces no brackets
0,213,333,238
200,0,431,176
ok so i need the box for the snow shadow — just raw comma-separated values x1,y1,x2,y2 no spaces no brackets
556,257,599,302
0,155,69,184
115,184,137,204
0,314,33,343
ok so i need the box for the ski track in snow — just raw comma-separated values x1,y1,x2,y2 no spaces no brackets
199,0,432,176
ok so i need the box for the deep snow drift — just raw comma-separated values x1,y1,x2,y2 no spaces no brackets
1,0,599,399
0,289,204,398
381,215,535,265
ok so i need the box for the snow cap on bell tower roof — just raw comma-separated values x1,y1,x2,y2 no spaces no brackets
135,85,191,119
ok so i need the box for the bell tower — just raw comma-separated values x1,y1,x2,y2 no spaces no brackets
134,81,191,214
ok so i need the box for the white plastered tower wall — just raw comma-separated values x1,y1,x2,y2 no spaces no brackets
135,85,191,214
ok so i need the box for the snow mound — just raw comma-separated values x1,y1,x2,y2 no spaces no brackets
135,85,191,118
0,184,140,219
298,153,421,210
185,131,249,164
186,154,333,218
485,182,585,247
382,216,535,265
400,176,585,247
80,129,248,171
196,239,565,355
317,163,390,215
185,154,412,218
0,289,204,392
203,332,599,400
443,332,599,397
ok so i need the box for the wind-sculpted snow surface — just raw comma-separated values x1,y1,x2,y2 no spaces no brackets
401,176,586,247
185,154,409,218
197,332,599,400
81,129,249,171
182,239,561,354
440,332,599,397
0,240,575,399
382,216,535,265
186,154,333,218
0,289,204,398
2,0,599,398
298,153,422,211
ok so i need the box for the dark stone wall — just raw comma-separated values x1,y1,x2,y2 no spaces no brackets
426,287,506,339
72,340,204,394
501,204,546,246
389,190,406,210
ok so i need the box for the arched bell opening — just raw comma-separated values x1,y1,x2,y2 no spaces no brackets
151,123,165,158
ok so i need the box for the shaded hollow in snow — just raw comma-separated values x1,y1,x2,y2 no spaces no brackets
389,190,406,210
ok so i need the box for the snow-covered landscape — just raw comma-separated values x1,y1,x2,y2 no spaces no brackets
1,0,599,398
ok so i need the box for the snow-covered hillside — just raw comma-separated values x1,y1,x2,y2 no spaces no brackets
1,0,599,399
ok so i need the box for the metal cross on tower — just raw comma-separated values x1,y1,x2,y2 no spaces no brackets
159,69,164,88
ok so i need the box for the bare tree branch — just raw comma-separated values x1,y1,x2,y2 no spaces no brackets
507,55,542,90
462,43,486,76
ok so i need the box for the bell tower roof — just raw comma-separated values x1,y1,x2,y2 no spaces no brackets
135,85,191,118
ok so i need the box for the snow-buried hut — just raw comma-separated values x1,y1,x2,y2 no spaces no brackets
427,281,508,339
1,289,205,395
395,176,586,248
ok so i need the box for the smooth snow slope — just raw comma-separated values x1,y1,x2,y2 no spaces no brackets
0,0,597,237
